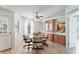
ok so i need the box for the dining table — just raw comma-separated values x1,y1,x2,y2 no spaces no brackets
24,35,48,53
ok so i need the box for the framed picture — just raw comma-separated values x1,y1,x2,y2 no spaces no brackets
55,18,65,33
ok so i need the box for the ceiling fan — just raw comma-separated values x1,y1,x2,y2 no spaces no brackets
34,12,44,21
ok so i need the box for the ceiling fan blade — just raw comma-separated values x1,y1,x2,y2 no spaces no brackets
34,11,45,20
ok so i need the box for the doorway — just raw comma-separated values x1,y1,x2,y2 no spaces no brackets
0,16,12,51
68,10,79,53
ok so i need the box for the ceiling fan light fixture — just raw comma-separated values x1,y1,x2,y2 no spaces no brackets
34,12,44,21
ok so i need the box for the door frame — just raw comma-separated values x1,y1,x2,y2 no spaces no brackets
67,10,79,48
0,15,12,51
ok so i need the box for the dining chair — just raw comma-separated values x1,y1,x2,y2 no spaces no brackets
23,35,32,50
42,36,48,46
32,37,43,53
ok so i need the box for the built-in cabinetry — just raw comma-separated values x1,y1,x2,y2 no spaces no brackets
47,20,55,41
48,34,54,41
54,34,65,46
47,18,66,46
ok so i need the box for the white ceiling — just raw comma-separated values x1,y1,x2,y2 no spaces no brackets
0,5,68,19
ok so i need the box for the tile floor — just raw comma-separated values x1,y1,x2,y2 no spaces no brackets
0,40,78,54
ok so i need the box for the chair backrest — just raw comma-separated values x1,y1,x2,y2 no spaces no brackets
23,35,29,42
23,35,26,40
23,35,32,43
33,37,43,47
33,37,43,41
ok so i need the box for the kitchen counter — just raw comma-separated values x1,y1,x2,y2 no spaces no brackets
54,32,66,35
45,32,66,35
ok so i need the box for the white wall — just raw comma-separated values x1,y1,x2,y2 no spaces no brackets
13,13,24,53
0,7,15,51
0,7,25,53
33,21,46,33
0,7,14,35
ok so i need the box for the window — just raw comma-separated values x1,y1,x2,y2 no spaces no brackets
24,20,28,35
28,24,31,34
24,20,33,35
45,21,49,32
0,16,8,34
0,24,7,33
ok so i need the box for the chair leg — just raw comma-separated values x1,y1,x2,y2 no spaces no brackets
23,45,28,48
23,45,26,48
43,43,48,46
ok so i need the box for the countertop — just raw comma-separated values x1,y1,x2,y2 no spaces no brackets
45,32,66,35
